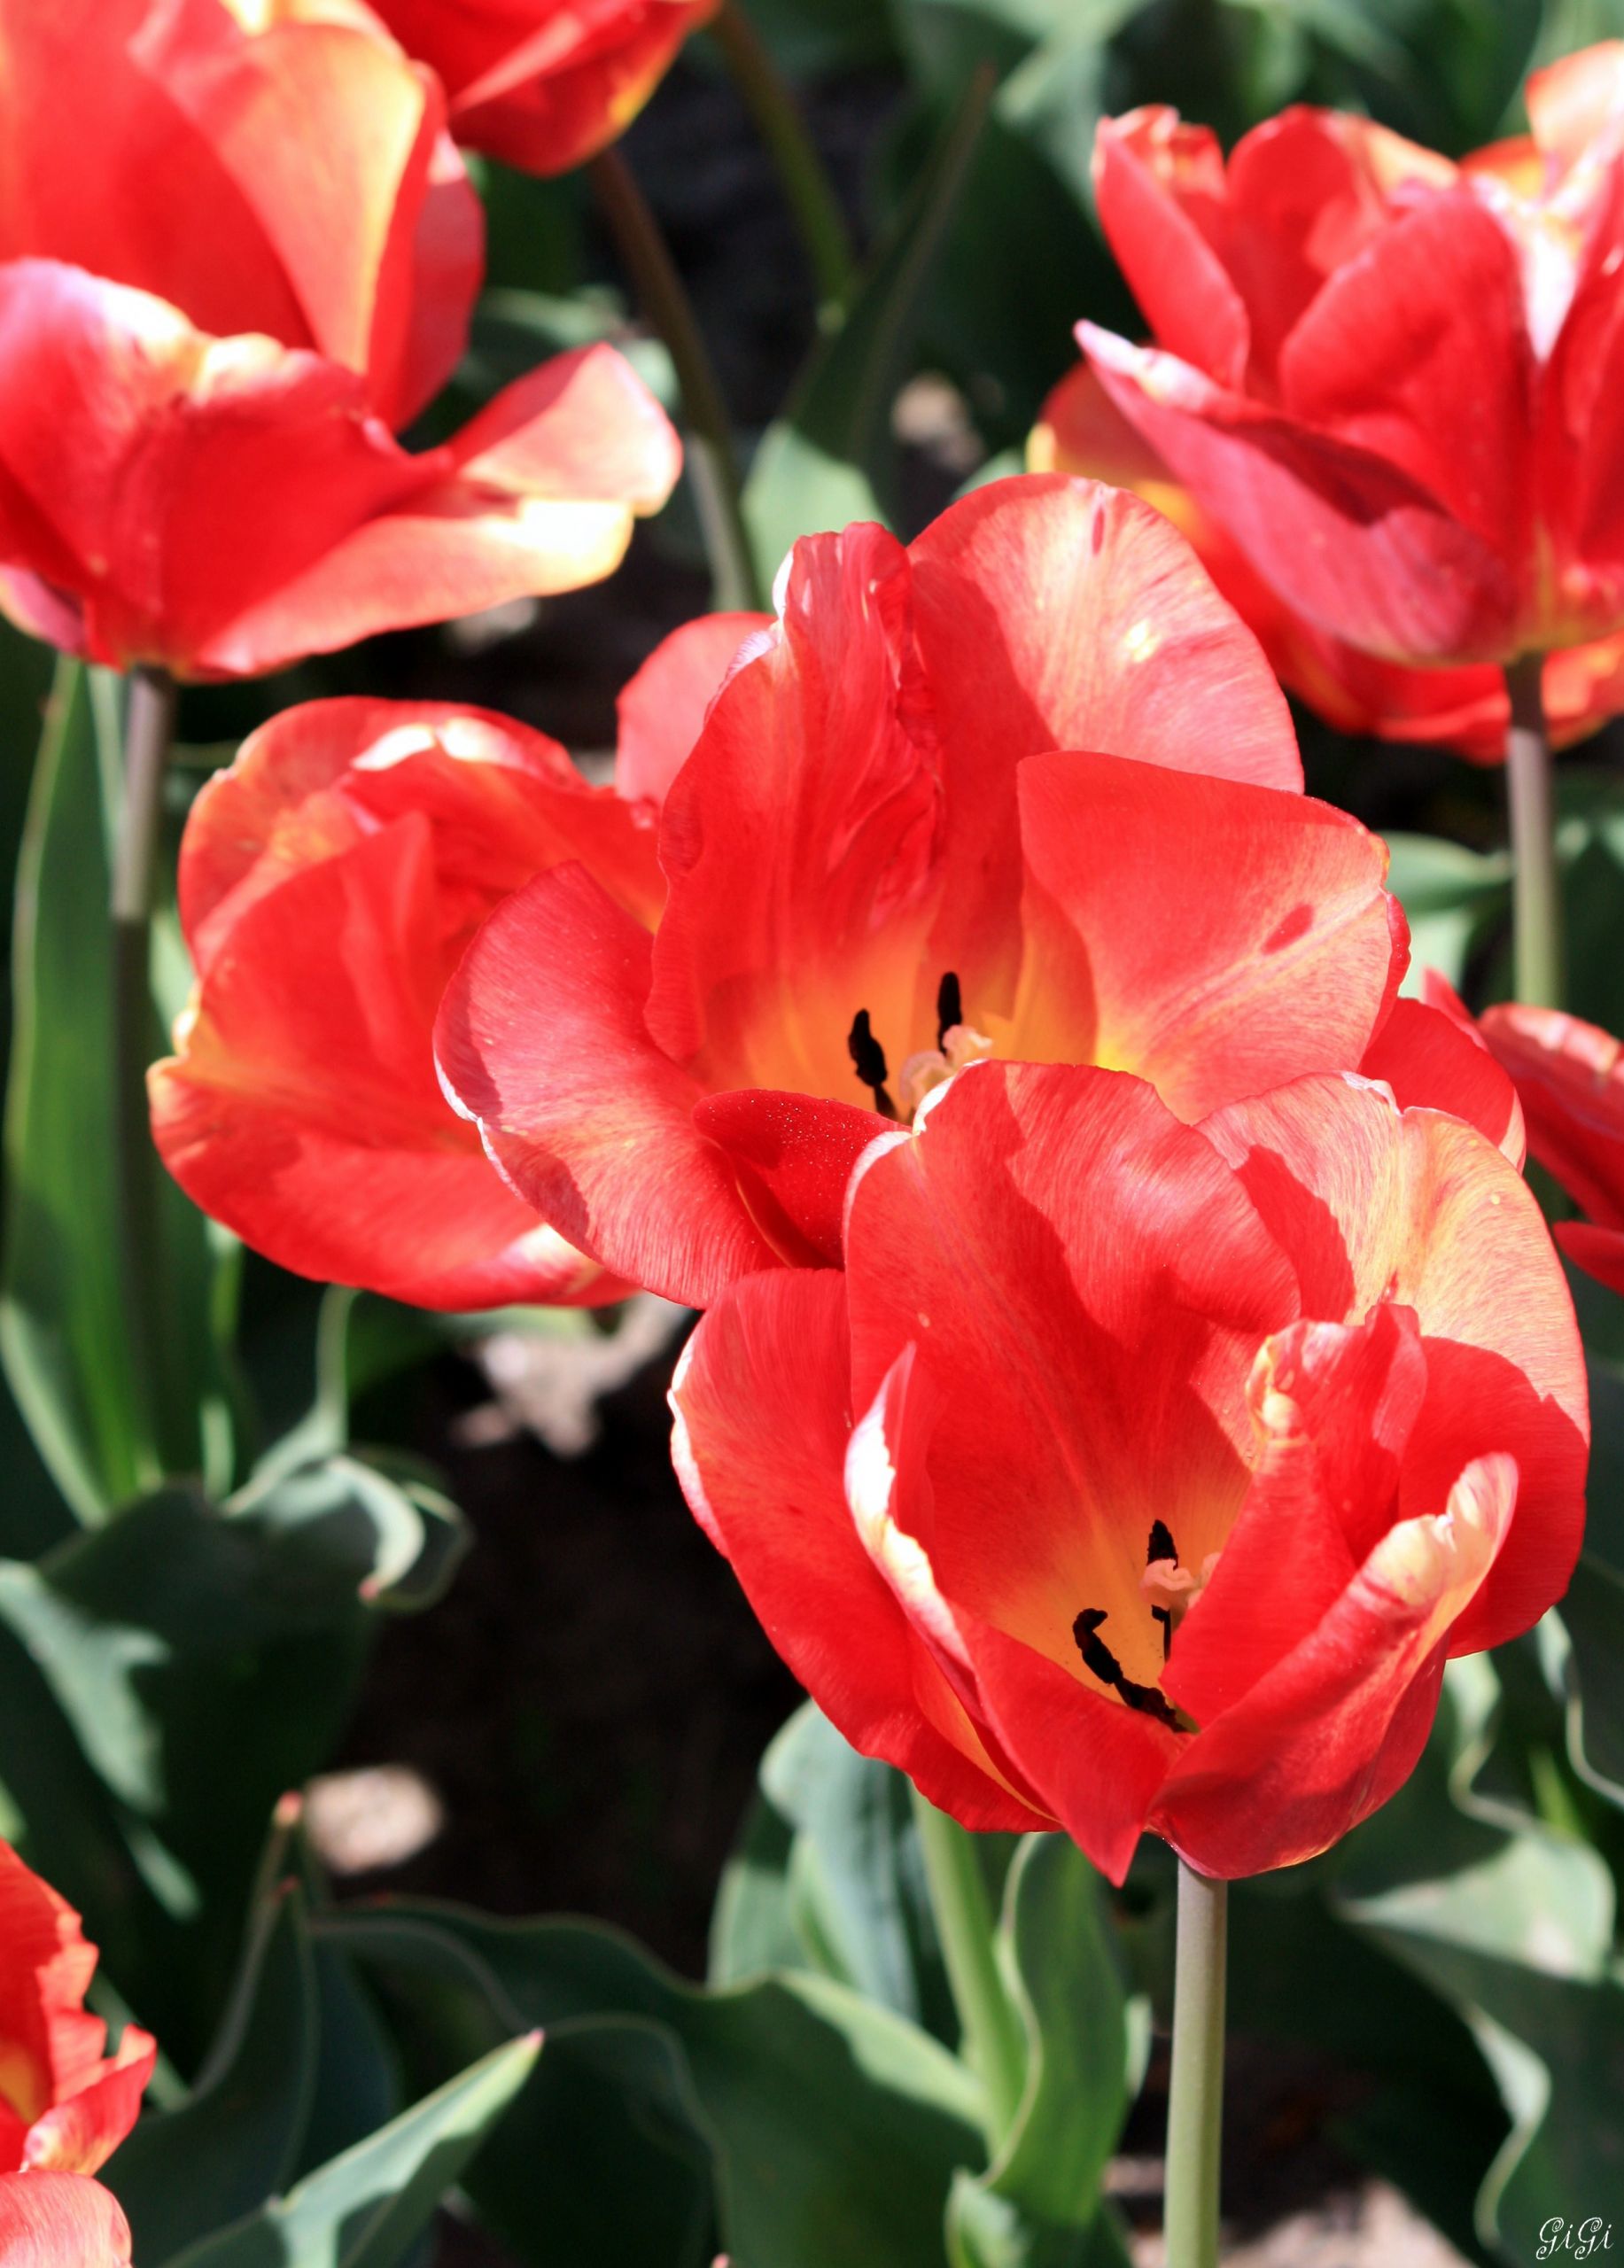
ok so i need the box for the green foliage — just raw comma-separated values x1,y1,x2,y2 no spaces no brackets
2,662,237,1519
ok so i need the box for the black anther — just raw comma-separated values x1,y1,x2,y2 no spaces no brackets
936,971,963,1049
848,1010,897,1119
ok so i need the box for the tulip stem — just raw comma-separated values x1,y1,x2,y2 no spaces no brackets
112,664,177,1481
1505,652,1563,1009
709,2,855,314
909,1788,1027,2142
1164,1861,1228,2268
587,146,764,613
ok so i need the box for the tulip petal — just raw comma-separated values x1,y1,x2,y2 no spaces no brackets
178,695,663,973
693,1091,891,1266
614,611,771,809
1359,995,1525,1163
436,862,775,1306
0,2172,132,2267
1155,1452,1516,1877
843,1062,1297,1686
1201,1075,1588,1652
1480,1002,1624,1229
1013,751,1396,1120
671,1271,1045,1829
21,2029,157,2177
1082,323,1521,663
154,819,607,1309
199,345,681,677
1092,109,1253,388
1163,1306,1426,1726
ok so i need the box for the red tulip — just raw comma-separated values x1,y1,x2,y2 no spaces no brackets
1032,363,1624,763
0,1843,153,2178
369,0,721,175
1481,1002,1624,1297
0,0,680,676
0,2175,131,2268
671,1061,1588,1881
437,473,1523,1310
151,611,765,1305
1081,47,1624,670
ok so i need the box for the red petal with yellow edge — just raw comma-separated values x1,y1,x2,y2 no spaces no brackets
1013,751,1395,1121
1082,325,1521,664
1201,1075,1587,1654
643,521,944,1090
615,611,771,810
1162,1306,1425,1726
179,695,664,973
670,1270,1045,1829
1155,1454,1516,1877
132,0,479,424
436,862,776,1307
0,2173,132,2267
154,819,616,1309
0,1844,151,2178
842,1064,1296,1682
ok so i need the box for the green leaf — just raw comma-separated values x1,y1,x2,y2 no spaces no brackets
1,659,233,1518
743,66,991,579
1342,1830,1621,2259
166,2034,540,2268
1381,832,1511,992
946,1837,1136,2268
330,1902,986,2268
0,1458,463,2062
107,1884,319,2264
748,1701,956,2039
1545,1360,1624,1806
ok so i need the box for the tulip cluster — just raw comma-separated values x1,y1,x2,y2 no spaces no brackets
4,0,1606,1989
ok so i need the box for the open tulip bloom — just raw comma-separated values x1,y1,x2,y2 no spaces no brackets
671,1059,1589,1883
150,613,762,1305
436,473,1526,1312
0,0,680,676
1080,43,1624,676
368,0,722,177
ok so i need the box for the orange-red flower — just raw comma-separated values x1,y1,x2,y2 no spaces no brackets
0,2174,132,2267
0,1844,153,2179
0,0,680,676
369,0,720,175
1482,1002,1624,1297
672,1061,1588,1881
1032,364,1624,764
150,611,762,1306
1080,46,1624,672
437,474,1522,1310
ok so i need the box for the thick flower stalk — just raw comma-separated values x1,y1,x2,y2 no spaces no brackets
436,474,1524,1310
368,0,721,176
671,1059,1588,1883
0,1842,153,2178
0,0,680,677
150,614,758,1306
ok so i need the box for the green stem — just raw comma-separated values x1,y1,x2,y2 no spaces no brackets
909,1788,1027,2141
587,147,763,612
708,0,855,313
1505,651,1562,1009
1163,1862,1228,2268
112,664,176,1480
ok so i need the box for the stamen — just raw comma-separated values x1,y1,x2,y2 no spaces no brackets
1147,1518,1176,1565
1071,1607,1181,1729
848,1010,897,1119
936,971,963,1049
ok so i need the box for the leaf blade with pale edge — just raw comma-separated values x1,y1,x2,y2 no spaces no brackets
162,2034,540,2268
